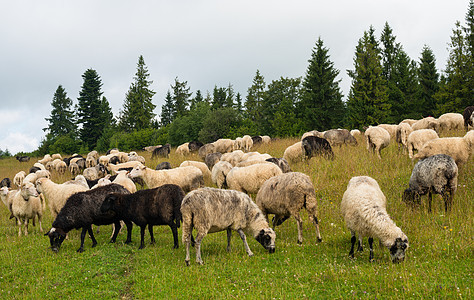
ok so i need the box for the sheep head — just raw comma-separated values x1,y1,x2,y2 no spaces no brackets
128,164,146,179
21,182,38,200
45,227,67,253
100,194,118,213
255,228,276,253
389,237,409,264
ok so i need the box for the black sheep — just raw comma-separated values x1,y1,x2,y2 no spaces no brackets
302,136,334,160
29,166,41,173
151,144,171,158
0,177,11,188
188,140,203,152
205,152,222,169
45,184,131,253
100,184,185,249
15,156,30,162
463,106,474,129
155,161,172,170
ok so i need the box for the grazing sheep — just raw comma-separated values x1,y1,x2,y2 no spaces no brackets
35,170,51,180
301,136,334,160
256,172,322,244
85,155,97,168
233,137,243,151
13,171,26,187
261,135,271,144
413,130,474,165
144,145,162,153
403,154,458,212
463,106,474,129
406,129,439,159
0,186,17,216
152,144,171,159
128,164,203,193
16,156,30,162
155,162,172,170
400,119,417,126
377,124,398,140
265,157,291,173
204,152,222,169
211,161,233,189
226,163,283,195
412,117,440,132
179,161,211,181
301,130,323,140
108,161,142,174
396,122,414,153
55,160,67,175
350,129,361,138
365,126,390,159
38,154,52,165
69,162,80,176
83,164,107,181
283,141,304,163
220,150,245,166
1,177,11,188
176,142,190,156
251,136,263,147
36,177,89,218
212,139,234,154
341,176,408,263
11,182,43,236
188,141,204,152
100,184,185,249
241,135,253,152
324,129,358,147
198,143,216,160
29,166,41,174
437,113,464,132
181,187,276,265
45,184,131,253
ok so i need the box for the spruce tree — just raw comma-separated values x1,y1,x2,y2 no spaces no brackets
171,77,192,117
300,37,344,131
44,85,76,138
160,90,174,127
190,89,203,111
119,55,156,131
418,45,439,117
245,70,266,125
211,86,227,109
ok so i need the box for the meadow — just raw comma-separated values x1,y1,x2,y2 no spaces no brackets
0,132,472,299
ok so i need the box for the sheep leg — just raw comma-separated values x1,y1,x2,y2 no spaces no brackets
294,214,304,244
237,229,254,257
226,228,232,252
77,227,89,252
139,226,146,249
349,233,356,258
148,225,155,245
357,237,363,252
124,221,133,244
24,219,29,236
444,189,453,213
37,213,43,233
88,226,98,248
368,237,374,262
170,224,179,249
310,216,322,242
109,221,122,243
195,232,206,265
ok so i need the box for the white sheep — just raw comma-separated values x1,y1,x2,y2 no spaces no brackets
127,154,146,164
0,186,17,216
261,135,271,144
241,135,253,152
51,153,62,160
406,129,439,159
283,141,304,163
85,155,97,168
350,129,361,138
341,176,408,263
176,142,190,156
55,160,67,175
226,162,283,195
13,171,26,187
411,117,439,132
38,154,52,165
33,162,46,170
233,137,243,151
35,169,51,180
181,187,276,265
11,182,43,236
128,163,203,193
220,150,245,166
437,113,464,132
377,124,398,140
413,130,474,165
35,177,89,218
400,119,417,126
179,160,212,181
256,172,322,244
365,126,391,159
211,161,233,189
301,130,323,140
69,162,80,176
111,170,137,193
83,164,107,181
395,122,414,153
212,138,234,154
107,161,142,174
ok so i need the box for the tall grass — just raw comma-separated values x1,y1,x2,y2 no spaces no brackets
0,133,472,299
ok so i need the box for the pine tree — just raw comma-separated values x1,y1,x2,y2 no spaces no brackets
300,37,345,131
44,85,76,138
347,28,390,128
211,86,227,109
160,90,174,127
235,92,243,116
190,89,203,111
77,68,105,150
118,55,156,131
245,70,266,124
418,45,439,117
172,77,192,117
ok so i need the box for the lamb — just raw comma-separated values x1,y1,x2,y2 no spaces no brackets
176,142,190,156
406,129,439,158
265,157,291,173
463,106,474,129
255,172,322,244
396,122,414,153
226,162,283,195
13,171,26,187
437,113,464,132
211,161,233,189
301,136,334,160
323,129,358,147
241,135,253,152
10,182,43,236
403,154,458,212
413,130,474,165
340,176,408,263
364,126,390,159
283,141,304,163
45,184,131,253
181,187,276,265
155,162,172,170
204,152,222,169
179,161,212,181
152,144,171,158
128,163,203,193
35,177,89,218
100,184,185,249
83,164,107,181
411,117,440,132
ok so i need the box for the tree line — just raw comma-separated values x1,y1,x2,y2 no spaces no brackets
34,1,474,155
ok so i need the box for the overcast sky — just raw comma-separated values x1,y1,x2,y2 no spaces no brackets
0,0,469,154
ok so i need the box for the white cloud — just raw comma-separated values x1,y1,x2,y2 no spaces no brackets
0,132,39,155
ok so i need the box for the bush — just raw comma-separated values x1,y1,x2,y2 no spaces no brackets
198,107,240,143
109,128,168,152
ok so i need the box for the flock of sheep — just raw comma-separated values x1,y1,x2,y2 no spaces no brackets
1,107,473,265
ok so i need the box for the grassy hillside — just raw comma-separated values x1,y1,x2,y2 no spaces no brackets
0,133,472,299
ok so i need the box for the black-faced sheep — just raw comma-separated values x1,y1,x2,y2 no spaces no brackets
181,187,276,265
301,136,334,160
403,154,458,212
463,106,474,129
341,176,408,263
188,140,204,152
256,172,322,244
1,177,11,188
251,136,263,147
45,184,131,253
100,184,185,249
265,157,291,173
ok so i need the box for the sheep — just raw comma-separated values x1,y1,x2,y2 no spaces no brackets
181,187,276,265
261,135,271,144
463,106,474,129
35,177,89,218
45,184,131,253
23,172,38,185
176,142,190,156
179,161,211,181
35,169,51,180
100,184,185,249
16,156,30,162
144,145,162,153
283,141,304,163
377,124,398,140
212,139,234,154
241,135,253,152
403,154,458,212
323,129,358,147
38,154,52,165
0,186,17,216
396,122,414,153
350,129,361,138
301,130,323,140
55,160,67,175
301,136,334,160
85,155,97,168
11,182,43,236
67,175,92,189
188,140,204,152
341,176,408,263
256,172,322,244
251,136,263,147
240,151,272,162
1,177,11,188
233,137,243,151
33,162,46,170
128,163,203,193
364,126,390,159
412,117,440,132
400,119,417,126
198,143,216,160
226,163,283,195
156,162,172,170
204,152,222,169
437,113,464,132
406,129,439,159
107,161,142,174
13,171,26,187
152,144,171,158
127,154,146,164
69,162,80,176
83,164,107,181
211,161,233,189
265,157,291,173
220,150,245,166
112,170,137,193
413,130,474,165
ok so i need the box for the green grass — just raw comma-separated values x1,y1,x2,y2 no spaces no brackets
0,133,472,299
